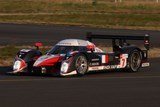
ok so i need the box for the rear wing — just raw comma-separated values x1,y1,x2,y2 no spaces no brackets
86,32,150,50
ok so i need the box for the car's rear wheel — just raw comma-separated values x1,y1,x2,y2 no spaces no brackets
128,50,142,72
75,54,88,76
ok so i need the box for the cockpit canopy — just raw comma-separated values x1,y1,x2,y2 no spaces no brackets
47,39,103,55
47,46,87,54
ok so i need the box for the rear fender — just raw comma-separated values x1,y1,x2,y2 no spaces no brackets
121,46,143,58
121,46,143,68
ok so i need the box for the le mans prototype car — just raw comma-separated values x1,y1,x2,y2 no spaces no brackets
12,33,150,76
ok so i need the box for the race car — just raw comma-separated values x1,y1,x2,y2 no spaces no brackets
12,32,150,76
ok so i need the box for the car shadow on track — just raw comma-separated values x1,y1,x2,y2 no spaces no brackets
0,66,62,78
0,66,12,75
0,66,148,78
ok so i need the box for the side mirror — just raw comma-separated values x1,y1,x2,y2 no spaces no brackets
35,42,43,50
87,45,95,52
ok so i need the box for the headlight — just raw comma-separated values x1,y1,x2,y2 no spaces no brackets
13,61,21,70
60,62,69,73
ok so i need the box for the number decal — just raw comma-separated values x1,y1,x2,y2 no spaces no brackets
117,54,128,68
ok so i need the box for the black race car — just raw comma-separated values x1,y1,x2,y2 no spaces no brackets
12,33,150,76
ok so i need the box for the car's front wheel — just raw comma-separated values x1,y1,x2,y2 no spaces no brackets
75,54,88,76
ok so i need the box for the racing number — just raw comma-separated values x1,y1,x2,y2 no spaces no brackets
117,54,128,68
122,58,125,67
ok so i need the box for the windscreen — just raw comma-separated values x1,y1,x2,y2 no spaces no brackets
47,46,85,54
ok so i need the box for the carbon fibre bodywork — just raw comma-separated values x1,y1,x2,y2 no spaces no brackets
12,34,150,76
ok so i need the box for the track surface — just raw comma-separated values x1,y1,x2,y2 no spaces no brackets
0,58,160,107
0,23,160,46
0,23,160,107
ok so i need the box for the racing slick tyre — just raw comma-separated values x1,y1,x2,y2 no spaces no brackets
74,54,88,76
128,49,142,72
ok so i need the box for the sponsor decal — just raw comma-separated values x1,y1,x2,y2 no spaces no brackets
90,62,100,66
141,62,150,67
89,65,118,71
89,66,103,71
91,59,99,61
121,54,128,58
103,65,117,69
20,49,31,52
57,43,72,46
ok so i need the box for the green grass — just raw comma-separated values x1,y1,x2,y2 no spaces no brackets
0,46,19,60
0,0,160,29
0,13,160,29
0,1,160,14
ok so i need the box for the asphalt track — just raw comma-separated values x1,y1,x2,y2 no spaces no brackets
0,23,160,107
0,58,160,107
0,23,160,47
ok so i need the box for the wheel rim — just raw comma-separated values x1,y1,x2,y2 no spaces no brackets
130,52,141,71
75,56,87,74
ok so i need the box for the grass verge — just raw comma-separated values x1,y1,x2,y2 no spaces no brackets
0,13,160,30
0,1,160,30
